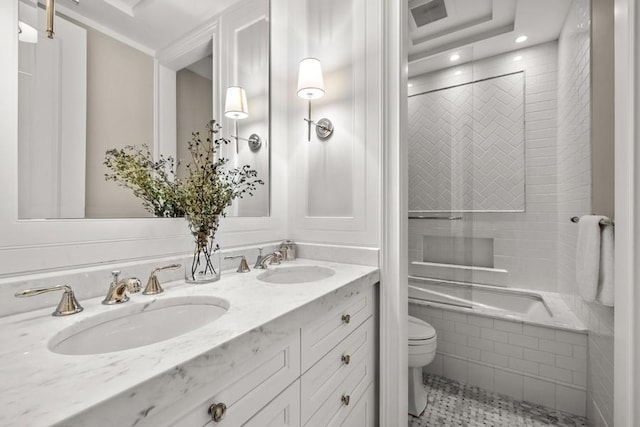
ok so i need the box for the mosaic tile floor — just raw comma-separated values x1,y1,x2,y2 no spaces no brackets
409,374,589,427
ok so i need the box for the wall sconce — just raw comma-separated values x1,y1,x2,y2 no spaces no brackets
297,57,334,141
224,86,262,153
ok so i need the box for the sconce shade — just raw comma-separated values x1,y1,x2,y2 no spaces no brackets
224,86,249,119
297,58,325,100
18,21,38,44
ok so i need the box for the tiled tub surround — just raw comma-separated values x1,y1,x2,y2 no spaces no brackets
408,42,561,292
556,0,614,426
409,300,588,417
0,259,378,426
408,72,526,212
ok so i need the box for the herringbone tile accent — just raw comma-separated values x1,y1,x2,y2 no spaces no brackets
408,73,525,212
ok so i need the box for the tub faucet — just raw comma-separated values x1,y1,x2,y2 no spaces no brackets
102,270,142,305
256,250,283,269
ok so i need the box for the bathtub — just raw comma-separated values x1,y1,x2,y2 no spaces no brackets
408,276,589,414
408,276,585,332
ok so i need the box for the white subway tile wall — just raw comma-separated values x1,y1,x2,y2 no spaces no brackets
557,1,614,425
408,42,560,292
410,303,588,417
408,73,526,212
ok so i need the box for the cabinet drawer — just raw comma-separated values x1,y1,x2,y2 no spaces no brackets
339,383,375,427
240,380,301,427
303,328,375,427
301,287,374,371
153,333,300,427
301,317,375,424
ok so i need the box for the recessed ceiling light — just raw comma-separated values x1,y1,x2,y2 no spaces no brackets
454,70,462,76
408,83,414,88
513,55,523,61
449,53,460,62
515,35,528,43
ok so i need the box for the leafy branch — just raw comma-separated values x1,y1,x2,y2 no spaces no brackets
104,145,184,217
104,119,264,237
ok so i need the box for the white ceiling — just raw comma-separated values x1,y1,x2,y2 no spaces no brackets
408,0,572,77
38,0,243,53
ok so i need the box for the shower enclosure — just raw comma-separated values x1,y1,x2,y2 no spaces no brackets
406,0,614,424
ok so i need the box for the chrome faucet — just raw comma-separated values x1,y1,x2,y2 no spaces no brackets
256,250,283,269
253,248,264,269
102,270,142,305
15,284,84,316
224,255,251,273
143,264,181,295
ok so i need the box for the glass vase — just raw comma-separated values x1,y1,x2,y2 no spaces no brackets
185,232,221,284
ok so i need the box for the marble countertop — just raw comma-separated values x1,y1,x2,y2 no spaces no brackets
0,259,379,427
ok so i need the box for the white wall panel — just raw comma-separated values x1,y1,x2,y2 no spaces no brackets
220,0,270,217
287,0,380,247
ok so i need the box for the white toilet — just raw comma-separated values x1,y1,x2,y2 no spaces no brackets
408,315,437,417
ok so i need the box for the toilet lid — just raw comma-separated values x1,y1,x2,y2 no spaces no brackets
408,316,436,340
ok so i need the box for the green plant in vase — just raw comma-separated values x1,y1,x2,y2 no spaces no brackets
104,120,263,283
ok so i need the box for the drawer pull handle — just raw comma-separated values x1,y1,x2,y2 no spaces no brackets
208,402,227,422
341,314,351,324
341,394,351,406
341,354,351,365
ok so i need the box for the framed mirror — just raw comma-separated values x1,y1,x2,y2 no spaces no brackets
17,0,270,220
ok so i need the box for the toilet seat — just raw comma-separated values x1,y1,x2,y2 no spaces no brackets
408,315,436,342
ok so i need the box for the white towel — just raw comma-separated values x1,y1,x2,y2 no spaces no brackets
596,223,615,306
576,216,601,302
575,215,615,306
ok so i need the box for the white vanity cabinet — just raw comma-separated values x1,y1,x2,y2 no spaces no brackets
301,287,377,427
184,286,375,427
150,334,301,427
64,284,377,427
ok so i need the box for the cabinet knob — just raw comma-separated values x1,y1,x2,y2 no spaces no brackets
341,394,351,406
341,314,351,324
341,354,351,365
208,402,227,422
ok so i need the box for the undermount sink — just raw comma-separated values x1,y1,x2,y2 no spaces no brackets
49,296,229,355
257,266,335,284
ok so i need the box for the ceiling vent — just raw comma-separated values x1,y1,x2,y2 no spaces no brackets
410,0,448,28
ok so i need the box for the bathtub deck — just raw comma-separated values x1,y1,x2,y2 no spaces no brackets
410,374,588,427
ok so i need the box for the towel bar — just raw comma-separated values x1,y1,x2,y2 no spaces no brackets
570,216,614,226
409,215,463,220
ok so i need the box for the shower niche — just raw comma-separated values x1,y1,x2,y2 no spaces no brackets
422,235,494,268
